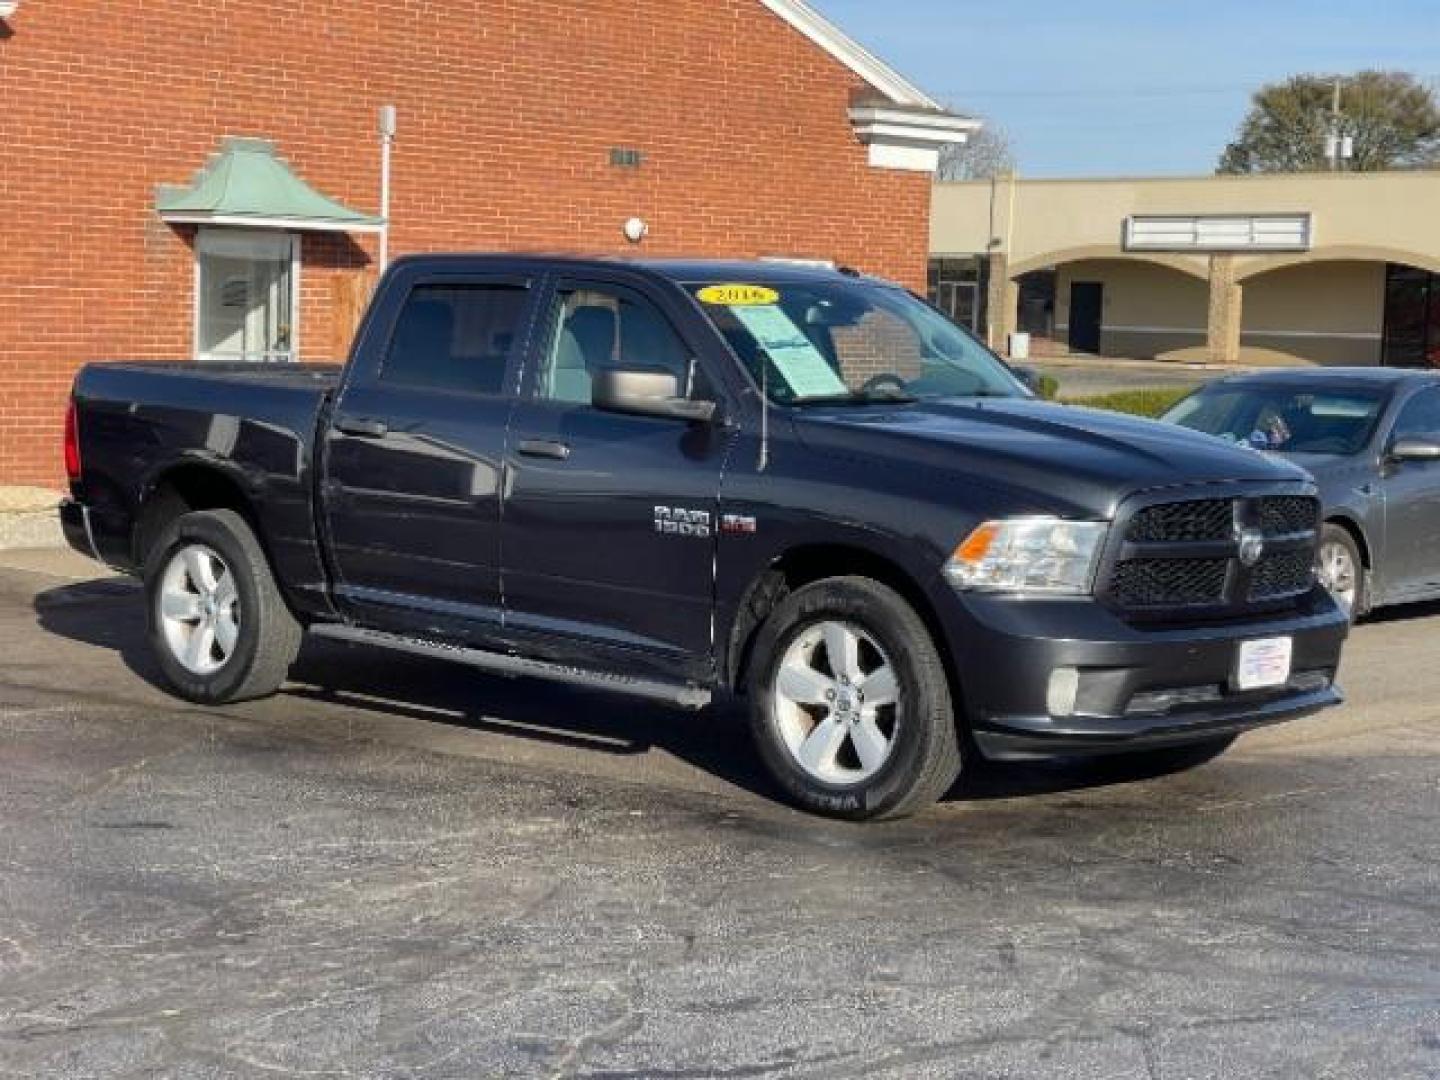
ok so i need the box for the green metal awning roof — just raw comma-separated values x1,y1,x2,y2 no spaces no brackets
156,137,383,233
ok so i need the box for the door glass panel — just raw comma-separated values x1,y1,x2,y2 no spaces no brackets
381,284,529,395
197,230,295,362
1384,264,1429,368
927,257,987,332
1393,388,1440,440
537,287,692,404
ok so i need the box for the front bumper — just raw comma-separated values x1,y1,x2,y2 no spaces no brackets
940,587,1349,761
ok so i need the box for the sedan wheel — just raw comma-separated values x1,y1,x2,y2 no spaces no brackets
773,619,900,785
1316,536,1359,617
159,543,241,675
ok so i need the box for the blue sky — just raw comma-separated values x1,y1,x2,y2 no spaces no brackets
810,0,1440,177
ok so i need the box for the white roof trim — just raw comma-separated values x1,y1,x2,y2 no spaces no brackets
848,105,981,139
757,0,941,109
848,105,981,172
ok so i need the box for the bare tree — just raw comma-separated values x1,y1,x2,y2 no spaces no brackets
937,124,1015,181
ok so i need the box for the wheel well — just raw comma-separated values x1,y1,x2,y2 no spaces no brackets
1325,515,1371,569
133,466,260,569
725,545,956,699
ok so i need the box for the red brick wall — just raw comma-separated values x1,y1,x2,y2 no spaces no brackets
0,0,932,487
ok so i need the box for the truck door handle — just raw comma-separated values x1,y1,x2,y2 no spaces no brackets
516,438,571,461
334,415,389,439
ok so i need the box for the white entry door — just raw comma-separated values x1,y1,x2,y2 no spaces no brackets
195,229,299,362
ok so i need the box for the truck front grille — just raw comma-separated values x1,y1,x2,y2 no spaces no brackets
1259,495,1320,537
1111,558,1229,608
1128,499,1232,543
1249,549,1317,601
1105,492,1320,618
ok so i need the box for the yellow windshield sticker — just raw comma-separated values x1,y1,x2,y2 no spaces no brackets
697,284,780,307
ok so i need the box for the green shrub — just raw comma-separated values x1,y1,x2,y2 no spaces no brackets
1035,374,1060,401
1060,387,1192,419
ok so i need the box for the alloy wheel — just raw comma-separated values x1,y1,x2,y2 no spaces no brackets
158,543,241,675
1316,539,1358,616
772,620,901,784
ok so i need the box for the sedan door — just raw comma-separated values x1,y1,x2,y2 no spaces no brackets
1379,385,1440,597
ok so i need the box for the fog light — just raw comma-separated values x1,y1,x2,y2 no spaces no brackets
1047,667,1080,717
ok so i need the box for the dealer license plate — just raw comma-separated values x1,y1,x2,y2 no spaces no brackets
1236,636,1293,691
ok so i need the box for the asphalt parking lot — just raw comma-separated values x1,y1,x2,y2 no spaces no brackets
2,552,1439,1079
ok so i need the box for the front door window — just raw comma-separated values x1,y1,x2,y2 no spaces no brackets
196,229,297,362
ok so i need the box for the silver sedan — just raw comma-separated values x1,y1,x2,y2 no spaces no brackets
1160,368,1440,620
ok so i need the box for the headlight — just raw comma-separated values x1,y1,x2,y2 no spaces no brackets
944,518,1108,596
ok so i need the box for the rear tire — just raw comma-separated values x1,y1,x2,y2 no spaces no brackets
145,510,302,704
748,576,961,820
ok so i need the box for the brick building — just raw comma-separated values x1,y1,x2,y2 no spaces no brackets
0,0,973,487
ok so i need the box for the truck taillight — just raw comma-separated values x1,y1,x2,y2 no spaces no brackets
63,399,81,482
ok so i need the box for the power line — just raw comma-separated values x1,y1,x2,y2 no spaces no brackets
933,73,1440,103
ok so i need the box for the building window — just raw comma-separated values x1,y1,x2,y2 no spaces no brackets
196,229,298,363
1382,264,1440,369
927,256,987,333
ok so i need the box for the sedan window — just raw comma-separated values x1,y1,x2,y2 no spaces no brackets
1163,385,1387,456
1392,387,1440,441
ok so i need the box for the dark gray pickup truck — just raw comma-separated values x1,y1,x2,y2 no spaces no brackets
61,255,1348,819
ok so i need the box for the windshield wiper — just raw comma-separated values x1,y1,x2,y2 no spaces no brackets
792,389,918,407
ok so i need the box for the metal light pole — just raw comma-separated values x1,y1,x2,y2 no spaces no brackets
379,105,397,272
1325,79,1354,171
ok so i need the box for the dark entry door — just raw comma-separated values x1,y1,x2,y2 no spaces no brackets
1068,282,1104,354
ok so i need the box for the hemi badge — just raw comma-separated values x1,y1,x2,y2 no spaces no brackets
721,514,758,535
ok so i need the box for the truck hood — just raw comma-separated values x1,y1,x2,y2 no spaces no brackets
793,398,1310,519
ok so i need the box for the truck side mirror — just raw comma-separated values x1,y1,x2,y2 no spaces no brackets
1388,435,1440,463
592,367,717,424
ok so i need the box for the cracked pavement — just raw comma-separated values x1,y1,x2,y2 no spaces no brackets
1,552,1438,1078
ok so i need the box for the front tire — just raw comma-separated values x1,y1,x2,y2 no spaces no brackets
145,510,302,704
748,577,961,820
1316,524,1366,621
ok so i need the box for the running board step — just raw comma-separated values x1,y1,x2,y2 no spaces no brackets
309,623,713,710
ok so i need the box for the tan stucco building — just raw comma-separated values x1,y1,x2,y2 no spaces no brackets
929,171,1440,368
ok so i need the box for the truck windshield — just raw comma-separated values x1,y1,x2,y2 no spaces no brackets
686,280,1027,405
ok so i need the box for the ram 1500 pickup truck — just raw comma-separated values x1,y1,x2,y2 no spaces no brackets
61,255,1349,819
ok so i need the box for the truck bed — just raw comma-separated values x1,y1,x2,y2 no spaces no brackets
69,360,341,613
96,360,343,391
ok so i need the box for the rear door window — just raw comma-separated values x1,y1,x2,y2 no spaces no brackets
383,284,530,395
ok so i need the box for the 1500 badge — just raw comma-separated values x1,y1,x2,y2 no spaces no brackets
654,506,712,538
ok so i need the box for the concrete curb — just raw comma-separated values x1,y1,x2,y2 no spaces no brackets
0,488,65,551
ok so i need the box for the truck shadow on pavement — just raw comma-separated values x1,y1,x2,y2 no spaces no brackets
34,578,1241,809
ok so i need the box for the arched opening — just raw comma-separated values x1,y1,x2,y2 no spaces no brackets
1234,259,1388,367
1043,257,1211,360
1236,257,1440,368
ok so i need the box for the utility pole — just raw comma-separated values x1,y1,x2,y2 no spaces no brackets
378,105,397,273
1325,78,1354,171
